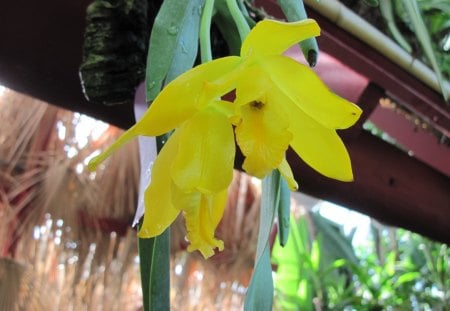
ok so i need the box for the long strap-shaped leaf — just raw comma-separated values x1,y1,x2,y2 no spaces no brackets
402,0,448,101
277,178,291,247
146,0,205,101
138,229,170,311
140,1,205,310
379,0,412,53
244,170,282,310
138,132,172,311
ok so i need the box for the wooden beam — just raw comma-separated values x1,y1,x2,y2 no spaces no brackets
0,0,136,129
370,104,450,177
305,8,450,134
283,131,450,244
342,82,384,141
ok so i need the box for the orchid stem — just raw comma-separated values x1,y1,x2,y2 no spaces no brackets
200,0,215,63
225,0,250,41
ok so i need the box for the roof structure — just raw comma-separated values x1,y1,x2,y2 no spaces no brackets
0,0,449,243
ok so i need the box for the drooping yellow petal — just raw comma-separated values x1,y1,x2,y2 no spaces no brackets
139,56,241,136
278,92,355,181
171,104,235,193
176,189,227,259
278,158,298,191
190,191,227,258
138,131,181,238
235,97,292,178
241,19,320,58
88,56,241,171
263,55,362,129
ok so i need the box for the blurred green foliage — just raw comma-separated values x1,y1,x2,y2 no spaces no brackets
375,0,449,98
272,209,449,310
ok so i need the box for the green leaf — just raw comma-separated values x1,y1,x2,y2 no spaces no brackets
310,238,321,272
332,258,347,269
311,213,359,265
379,0,413,53
245,170,281,310
277,0,319,66
363,0,379,7
146,0,204,101
295,216,311,256
402,0,448,101
245,245,274,311
272,214,314,310
138,134,172,311
213,1,242,56
138,228,170,311
277,177,290,247
395,271,421,286
255,170,281,263
297,279,313,311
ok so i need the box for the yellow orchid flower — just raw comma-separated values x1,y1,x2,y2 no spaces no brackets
89,58,239,258
229,19,362,184
88,18,362,258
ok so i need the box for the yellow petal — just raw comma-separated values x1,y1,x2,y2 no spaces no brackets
140,56,241,136
87,124,143,171
235,97,292,178
182,190,227,259
138,131,181,238
171,105,235,193
263,56,362,129
279,93,355,181
230,64,272,125
234,64,273,107
278,158,299,191
241,19,320,58
88,57,241,171
210,100,235,120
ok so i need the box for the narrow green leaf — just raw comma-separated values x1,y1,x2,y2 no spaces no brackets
277,177,290,247
379,0,413,53
402,0,448,101
363,0,379,7
245,170,281,310
311,213,359,265
244,245,274,311
395,271,421,286
146,0,204,101
138,228,170,311
138,134,172,311
332,258,347,269
255,170,281,263
295,216,311,256
310,238,321,272
297,279,313,311
213,0,243,55
272,217,304,304
277,0,319,66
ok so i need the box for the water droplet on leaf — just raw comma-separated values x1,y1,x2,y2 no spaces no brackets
167,25,179,35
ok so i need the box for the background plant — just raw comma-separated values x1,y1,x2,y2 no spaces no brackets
272,208,450,310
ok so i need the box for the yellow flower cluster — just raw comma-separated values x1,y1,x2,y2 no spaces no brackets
89,19,362,258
